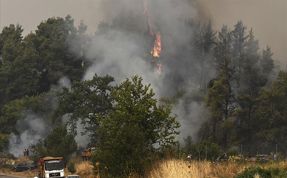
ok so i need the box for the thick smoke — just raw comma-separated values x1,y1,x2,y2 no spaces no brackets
3,0,286,64
8,112,50,157
80,0,212,141
8,77,71,156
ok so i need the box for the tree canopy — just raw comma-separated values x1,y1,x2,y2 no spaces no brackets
58,75,180,176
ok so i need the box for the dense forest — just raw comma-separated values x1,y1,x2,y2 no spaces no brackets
0,11,286,177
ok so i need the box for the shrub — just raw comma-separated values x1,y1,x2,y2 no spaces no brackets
67,162,76,173
236,167,287,178
32,126,77,160
0,134,9,151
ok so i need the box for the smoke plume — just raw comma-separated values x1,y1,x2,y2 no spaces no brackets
79,0,212,142
8,112,50,157
8,77,71,156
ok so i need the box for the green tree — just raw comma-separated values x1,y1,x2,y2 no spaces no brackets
57,75,114,142
236,30,266,146
0,24,23,62
261,46,274,77
204,76,233,147
94,76,179,177
0,96,41,134
0,134,8,151
0,25,24,107
32,126,77,159
231,21,248,81
30,15,85,91
252,71,287,153
193,21,216,91
5,44,42,100
203,26,235,147
59,75,179,177
0,16,87,111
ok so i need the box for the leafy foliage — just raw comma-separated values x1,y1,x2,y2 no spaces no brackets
198,21,282,154
32,126,77,160
57,74,114,142
0,134,9,151
59,75,180,177
0,13,285,177
0,96,42,134
0,16,87,152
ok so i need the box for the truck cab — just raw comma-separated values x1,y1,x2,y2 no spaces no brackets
38,157,65,178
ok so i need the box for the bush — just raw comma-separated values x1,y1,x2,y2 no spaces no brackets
32,126,77,160
0,134,9,151
91,76,180,177
67,162,76,173
236,167,287,178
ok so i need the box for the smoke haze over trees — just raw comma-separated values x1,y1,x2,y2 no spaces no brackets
1,0,286,64
0,0,286,176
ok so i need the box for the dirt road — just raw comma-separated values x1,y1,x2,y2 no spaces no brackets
0,174,25,178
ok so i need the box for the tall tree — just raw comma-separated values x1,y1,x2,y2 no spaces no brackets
203,26,235,147
251,71,287,153
32,15,85,91
94,76,179,176
231,21,248,82
0,24,23,63
194,21,216,90
59,75,180,176
261,46,274,78
236,30,264,145
213,25,235,120
57,75,114,143
0,25,24,107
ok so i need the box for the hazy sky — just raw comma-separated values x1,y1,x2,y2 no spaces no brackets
201,0,287,64
0,0,286,63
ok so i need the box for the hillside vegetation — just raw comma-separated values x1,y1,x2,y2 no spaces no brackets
0,6,286,178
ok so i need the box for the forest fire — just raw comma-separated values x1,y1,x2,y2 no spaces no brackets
151,32,162,58
143,0,163,74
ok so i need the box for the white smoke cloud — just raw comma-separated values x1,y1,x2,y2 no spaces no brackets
74,120,90,148
6,0,212,156
174,98,209,140
8,77,72,157
62,114,91,148
84,29,164,95
77,0,211,142
8,113,50,157
58,76,71,89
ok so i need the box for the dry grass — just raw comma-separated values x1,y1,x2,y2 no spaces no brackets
2,159,287,178
0,169,36,178
148,160,212,178
147,159,287,178
75,161,95,178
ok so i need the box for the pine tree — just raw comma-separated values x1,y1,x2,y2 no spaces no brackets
261,46,274,76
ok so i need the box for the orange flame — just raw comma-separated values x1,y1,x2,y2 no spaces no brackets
143,0,163,74
151,32,162,58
